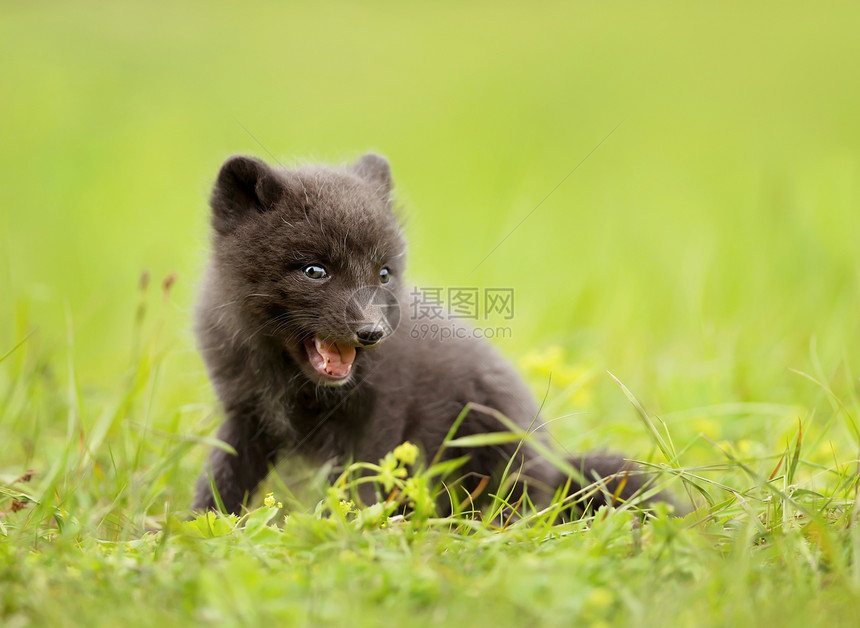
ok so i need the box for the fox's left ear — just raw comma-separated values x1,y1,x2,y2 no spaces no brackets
351,153,392,196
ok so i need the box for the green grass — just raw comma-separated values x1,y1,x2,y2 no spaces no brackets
3,1,860,625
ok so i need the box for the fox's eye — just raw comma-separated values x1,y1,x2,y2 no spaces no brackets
303,264,327,280
379,267,391,284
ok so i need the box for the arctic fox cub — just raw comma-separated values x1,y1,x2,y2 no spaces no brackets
192,153,659,514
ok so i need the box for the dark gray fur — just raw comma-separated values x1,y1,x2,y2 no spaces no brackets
192,154,661,514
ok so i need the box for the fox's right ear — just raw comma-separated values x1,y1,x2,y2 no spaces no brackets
210,156,284,234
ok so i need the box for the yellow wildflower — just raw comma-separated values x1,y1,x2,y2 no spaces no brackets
393,441,419,465
521,345,565,375
584,587,613,612
379,452,407,491
264,492,281,508
338,500,356,516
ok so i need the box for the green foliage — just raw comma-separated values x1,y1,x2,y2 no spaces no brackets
3,0,860,626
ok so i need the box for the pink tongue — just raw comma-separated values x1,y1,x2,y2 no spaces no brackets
306,337,356,378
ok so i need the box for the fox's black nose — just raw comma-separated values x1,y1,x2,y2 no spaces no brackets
356,325,385,346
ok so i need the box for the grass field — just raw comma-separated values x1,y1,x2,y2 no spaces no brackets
3,1,860,626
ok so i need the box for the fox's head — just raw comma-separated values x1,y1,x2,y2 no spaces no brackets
205,153,406,386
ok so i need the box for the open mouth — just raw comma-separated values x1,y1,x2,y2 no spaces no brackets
302,336,357,382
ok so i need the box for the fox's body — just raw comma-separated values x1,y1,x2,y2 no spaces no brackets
192,154,653,514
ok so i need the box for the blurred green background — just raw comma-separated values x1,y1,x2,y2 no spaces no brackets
2,1,859,500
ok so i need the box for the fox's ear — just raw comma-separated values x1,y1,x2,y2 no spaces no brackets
351,153,392,196
210,156,284,234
